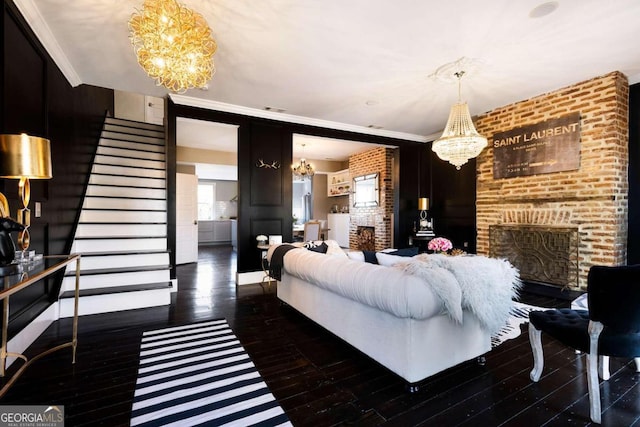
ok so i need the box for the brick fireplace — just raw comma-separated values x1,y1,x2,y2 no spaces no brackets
475,71,629,291
348,147,395,251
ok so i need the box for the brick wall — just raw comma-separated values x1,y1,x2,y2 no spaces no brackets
475,71,629,290
348,147,395,250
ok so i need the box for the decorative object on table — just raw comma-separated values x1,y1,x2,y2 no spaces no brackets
268,235,282,245
129,0,217,93
431,61,488,170
428,237,453,253
0,133,53,255
417,197,434,235
0,217,25,275
256,234,268,246
450,248,467,256
292,144,315,179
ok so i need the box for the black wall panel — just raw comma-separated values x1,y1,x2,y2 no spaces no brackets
2,1,113,337
429,153,477,253
250,123,285,206
166,102,430,274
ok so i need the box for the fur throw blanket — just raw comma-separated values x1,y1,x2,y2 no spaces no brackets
393,254,521,334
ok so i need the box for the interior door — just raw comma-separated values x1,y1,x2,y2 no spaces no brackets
176,173,198,264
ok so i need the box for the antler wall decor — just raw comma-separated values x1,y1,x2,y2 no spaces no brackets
256,159,281,169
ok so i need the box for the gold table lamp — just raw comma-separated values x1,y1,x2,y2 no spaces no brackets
418,197,432,231
0,134,52,252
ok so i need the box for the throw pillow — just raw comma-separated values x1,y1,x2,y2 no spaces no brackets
376,253,408,267
324,240,348,258
375,247,419,266
346,251,365,262
363,250,378,264
386,247,419,257
304,241,328,254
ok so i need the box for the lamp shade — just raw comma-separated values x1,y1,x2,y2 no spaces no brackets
0,134,52,179
418,197,429,211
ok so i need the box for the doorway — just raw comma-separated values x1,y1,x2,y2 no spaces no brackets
175,118,239,263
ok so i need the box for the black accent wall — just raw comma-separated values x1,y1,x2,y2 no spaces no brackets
1,1,114,336
166,100,442,274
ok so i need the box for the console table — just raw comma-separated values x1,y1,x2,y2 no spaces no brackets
0,254,80,397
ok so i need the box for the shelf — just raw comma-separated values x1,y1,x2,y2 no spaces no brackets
328,169,351,197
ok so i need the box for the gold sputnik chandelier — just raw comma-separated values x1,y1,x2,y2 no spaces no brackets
129,0,217,93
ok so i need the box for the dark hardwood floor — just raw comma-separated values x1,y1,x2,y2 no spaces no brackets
2,246,640,426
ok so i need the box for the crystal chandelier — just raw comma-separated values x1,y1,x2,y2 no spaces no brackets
292,144,315,179
432,71,487,169
129,0,217,93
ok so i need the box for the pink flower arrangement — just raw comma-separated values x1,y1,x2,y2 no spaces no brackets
428,237,453,253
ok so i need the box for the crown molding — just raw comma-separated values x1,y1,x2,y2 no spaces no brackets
170,94,429,143
13,0,82,87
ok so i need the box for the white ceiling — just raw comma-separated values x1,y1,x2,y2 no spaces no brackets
176,116,387,161
15,0,640,154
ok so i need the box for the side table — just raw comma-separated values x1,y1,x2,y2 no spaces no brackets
0,254,81,397
257,244,276,291
410,234,434,253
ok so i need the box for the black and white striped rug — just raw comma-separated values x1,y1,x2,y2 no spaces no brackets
491,302,546,347
130,319,292,427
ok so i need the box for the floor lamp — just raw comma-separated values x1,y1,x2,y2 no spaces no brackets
0,134,52,272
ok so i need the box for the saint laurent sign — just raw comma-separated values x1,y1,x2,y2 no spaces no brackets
492,112,581,179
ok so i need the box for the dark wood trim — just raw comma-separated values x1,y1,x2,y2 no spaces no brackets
166,98,177,278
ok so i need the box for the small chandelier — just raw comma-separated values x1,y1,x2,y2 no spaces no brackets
292,144,315,179
432,71,487,169
129,0,217,93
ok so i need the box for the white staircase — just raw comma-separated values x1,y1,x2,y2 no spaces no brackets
59,117,173,317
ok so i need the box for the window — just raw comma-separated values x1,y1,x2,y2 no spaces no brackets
197,183,216,220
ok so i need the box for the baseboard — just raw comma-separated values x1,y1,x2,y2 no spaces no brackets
521,281,583,301
236,271,267,286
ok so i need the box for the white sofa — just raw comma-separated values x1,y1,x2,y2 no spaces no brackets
267,242,519,388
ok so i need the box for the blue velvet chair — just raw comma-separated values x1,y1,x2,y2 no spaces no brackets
528,265,640,424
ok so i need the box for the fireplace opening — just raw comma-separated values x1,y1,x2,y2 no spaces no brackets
489,224,579,289
357,226,375,251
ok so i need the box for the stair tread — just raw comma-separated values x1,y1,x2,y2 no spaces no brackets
105,117,164,131
60,282,172,298
64,264,170,276
83,195,167,200
91,172,165,180
75,250,169,257
80,208,167,212
74,235,166,240
78,222,167,225
100,138,165,148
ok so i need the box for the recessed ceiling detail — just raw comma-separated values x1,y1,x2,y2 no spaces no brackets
430,57,485,83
